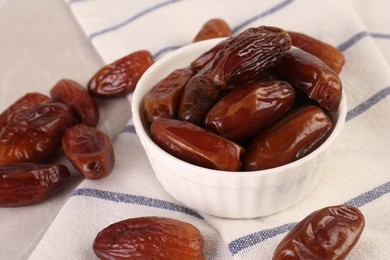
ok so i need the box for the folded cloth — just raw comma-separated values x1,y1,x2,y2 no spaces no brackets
30,0,390,259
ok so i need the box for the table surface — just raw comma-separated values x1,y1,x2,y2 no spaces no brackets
0,0,102,259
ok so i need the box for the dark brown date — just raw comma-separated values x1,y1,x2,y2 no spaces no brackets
0,92,52,135
93,216,204,260
88,50,153,98
62,124,115,179
190,38,229,72
209,26,291,89
273,205,365,260
275,47,342,111
288,31,345,74
204,80,295,142
0,102,74,165
242,105,333,170
193,18,232,42
151,118,244,171
50,79,100,127
0,163,71,207
143,68,193,123
178,63,222,125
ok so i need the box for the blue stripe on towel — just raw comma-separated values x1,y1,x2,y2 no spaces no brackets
153,44,186,61
346,86,390,121
122,124,136,134
89,0,183,40
72,188,203,219
152,0,295,60
345,181,390,208
371,32,390,39
337,31,369,51
228,180,390,255
231,0,295,33
338,31,390,51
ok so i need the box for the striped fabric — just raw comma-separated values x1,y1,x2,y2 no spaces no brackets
30,0,390,259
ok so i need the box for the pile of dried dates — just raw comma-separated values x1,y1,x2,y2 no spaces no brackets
0,50,154,207
143,23,344,172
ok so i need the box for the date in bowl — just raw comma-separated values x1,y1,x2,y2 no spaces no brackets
131,38,347,219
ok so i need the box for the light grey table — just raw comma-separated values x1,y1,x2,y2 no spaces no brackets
0,0,103,258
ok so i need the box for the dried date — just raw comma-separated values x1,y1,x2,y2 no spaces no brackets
62,124,115,179
93,216,204,260
204,80,295,142
144,68,193,123
151,118,244,171
242,105,333,171
288,31,345,74
88,50,153,98
0,163,71,207
0,102,74,165
0,92,52,135
275,47,342,111
190,38,229,72
178,63,222,125
273,205,365,260
50,79,100,127
193,18,232,42
209,26,291,89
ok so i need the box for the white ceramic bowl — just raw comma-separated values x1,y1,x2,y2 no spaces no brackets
132,38,347,219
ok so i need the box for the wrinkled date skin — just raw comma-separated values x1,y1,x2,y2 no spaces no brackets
275,47,342,111
209,26,291,89
288,31,345,74
193,18,232,42
273,205,365,260
242,105,333,171
93,216,205,260
88,50,153,98
204,80,296,142
178,63,222,125
144,68,193,123
0,92,52,135
50,79,100,127
62,124,115,179
0,102,74,165
151,118,244,171
0,163,71,207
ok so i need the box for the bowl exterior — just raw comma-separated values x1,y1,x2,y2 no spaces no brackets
141,133,329,218
132,38,346,218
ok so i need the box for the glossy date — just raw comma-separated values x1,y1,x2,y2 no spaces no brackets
62,124,115,179
288,31,345,74
88,50,153,98
273,205,365,260
190,39,229,72
0,102,74,165
93,216,204,260
275,47,342,111
0,92,52,135
0,163,70,207
50,79,100,127
193,18,231,42
144,68,193,123
242,105,333,171
204,80,295,142
151,118,244,171
209,25,291,88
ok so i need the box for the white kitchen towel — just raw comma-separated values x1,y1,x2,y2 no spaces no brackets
30,0,390,259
